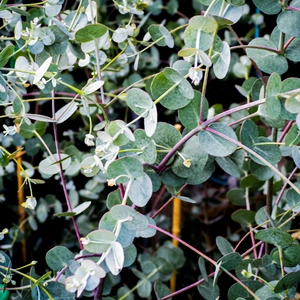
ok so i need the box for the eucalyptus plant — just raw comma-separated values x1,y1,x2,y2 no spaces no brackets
1,0,300,299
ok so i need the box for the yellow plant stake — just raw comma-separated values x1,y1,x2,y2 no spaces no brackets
170,124,182,292
16,146,27,262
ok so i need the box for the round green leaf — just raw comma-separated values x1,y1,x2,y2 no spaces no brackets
252,0,281,14
228,281,263,300
285,92,300,113
186,154,215,185
148,24,174,48
152,122,182,164
286,189,300,212
246,38,288,75
227,188,246,206
128,172,152,207
189,16,218,32
184,26,214,51
151,67,194,110
172,136,208,178
119,129,157,164
126,88,153,116
218,252,242,270
213,41,231,79
107,157,143,184
216,236,234,255
272,245,300,268
45,246,74,271
84,229,116,253
110,204,149,231
39,153,71,175
265,72,281,119
198,123,238,157
277,10,300,38
178,90,208,130
255,228,293,248
231,209,256,227
75,24,108,43
274,270,300,293
154,281,171,299
249,160,275,181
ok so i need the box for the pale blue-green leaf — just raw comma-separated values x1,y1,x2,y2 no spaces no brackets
144,104,157,137
135,217,156,238
154,281,172,299
137,279,151,298
286,189,300,212
252,0,281,14
124,244,137,268
148,24,174,48
36,199,48,223
265,72,281,119
117,286,134,300
45,3,62,17
172,59,191,76
152,122,182,164
46,246,74,271
184,26,214,51
178,90,208,129
26,114,57,122
126,88,153,116
105,241,124,275
210,1,246,23
51,17,74,39
246,38,288,75
33,57,52,84
107,157,143,184
172,136,208,178
177,196,196,203
84,229,116,253
198,123,237,157
73,201,91,215
250,137,282,166
189,15,218,32
46,26,69,54
128,173,152,207
215,155,243,178
151,68,194,110
198,49,212,67
0,10,13,19
112,28,128,43
186,155,215,185
83,80,104,95
249,160,275,181
39,27,56,45
277,10,300,38
119,129,157,164
292,146,300,168
39,154,71,175
285,92,300,114
110,204,149,231
213,41,230,79
55,101,78,123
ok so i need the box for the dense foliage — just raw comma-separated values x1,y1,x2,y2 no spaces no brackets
1,0,300,299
